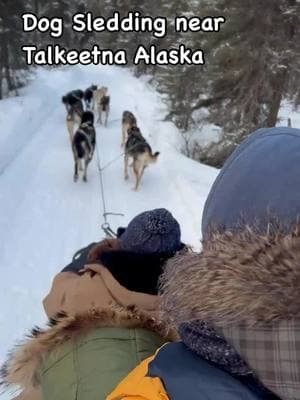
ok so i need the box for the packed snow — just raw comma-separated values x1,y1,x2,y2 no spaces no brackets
0,65,218,382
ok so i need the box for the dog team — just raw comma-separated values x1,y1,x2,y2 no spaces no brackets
61,86,160,190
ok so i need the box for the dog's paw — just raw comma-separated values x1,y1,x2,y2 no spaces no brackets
132,187,138,192
124,175,129,181
83,176,88,182
74,175,79,182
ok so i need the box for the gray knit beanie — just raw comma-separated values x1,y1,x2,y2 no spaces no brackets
120,208,182,254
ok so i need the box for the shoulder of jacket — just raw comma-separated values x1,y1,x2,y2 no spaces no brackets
107,352,169,400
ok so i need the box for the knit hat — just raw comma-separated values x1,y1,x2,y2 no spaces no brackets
202,127,300,239
120,208,182,254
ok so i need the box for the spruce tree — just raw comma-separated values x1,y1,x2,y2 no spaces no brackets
194,0,300,166
0,0,30,98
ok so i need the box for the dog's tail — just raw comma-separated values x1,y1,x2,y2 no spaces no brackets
149,151,160,163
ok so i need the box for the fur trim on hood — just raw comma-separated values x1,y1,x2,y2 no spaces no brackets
160,228,300,327
1,306,177,397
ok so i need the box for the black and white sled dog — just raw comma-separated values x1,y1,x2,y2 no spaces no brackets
62,89,84,143
72,111,96,182
121,110,137,147
62,89,84,117
124,126,160,191
83,85,98,110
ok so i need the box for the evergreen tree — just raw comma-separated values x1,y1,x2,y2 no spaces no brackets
152,0,208,129
193,0,300,166
0,0,30,99
39,1,75,47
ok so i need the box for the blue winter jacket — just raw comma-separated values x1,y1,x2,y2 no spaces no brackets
148,343,276,400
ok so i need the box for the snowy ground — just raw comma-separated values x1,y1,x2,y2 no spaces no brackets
278,100,300,128
0,65,218,383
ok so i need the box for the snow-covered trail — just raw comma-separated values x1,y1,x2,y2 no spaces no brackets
0,66,217,373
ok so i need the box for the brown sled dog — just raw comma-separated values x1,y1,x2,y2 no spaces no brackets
62,90,84,144
95,87,110,127
66,107,83,145
124,126,160,191
122,111,137,147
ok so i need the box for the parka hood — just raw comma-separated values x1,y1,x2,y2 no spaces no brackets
160,228,300,400
160,229,300,326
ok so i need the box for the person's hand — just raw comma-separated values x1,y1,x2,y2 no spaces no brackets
87,238,120,263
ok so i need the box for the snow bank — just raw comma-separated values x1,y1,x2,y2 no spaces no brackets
278,100,300,128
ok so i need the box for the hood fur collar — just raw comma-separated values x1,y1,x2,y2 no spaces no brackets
160,229,300,327
1,306,177,396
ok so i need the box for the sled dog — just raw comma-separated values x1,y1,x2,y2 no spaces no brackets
62,90,84,143
72,111,96,182
83,85,98,110
124,126,160,191
95,87,110,126
122,110,137,147
62,89,84,113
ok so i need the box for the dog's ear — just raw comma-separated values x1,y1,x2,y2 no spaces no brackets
154,152,160,157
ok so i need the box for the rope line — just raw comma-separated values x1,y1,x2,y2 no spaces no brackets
100,150,125,172
94,120,151,237
95,128,124,238
99,139,148,172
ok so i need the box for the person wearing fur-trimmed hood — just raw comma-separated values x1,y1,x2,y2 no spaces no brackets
0,208,185,400
108,127,300,400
